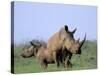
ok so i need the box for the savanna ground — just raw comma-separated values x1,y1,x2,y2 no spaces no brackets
13,40,97,74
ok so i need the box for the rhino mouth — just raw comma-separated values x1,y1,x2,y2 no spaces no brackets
77,49,81,54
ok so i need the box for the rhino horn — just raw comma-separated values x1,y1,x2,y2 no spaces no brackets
77,38,80,42
30,41,37,47
71,28,77,34
79,34,86,48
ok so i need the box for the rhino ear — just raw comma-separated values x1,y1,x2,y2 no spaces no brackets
64,25,68,31
30,41,36,46
71,28,77,34
30,41,33,45
30,41,37,47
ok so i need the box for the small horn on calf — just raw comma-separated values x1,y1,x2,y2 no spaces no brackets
79,34,86,48
71,28,77,34
30,41,37,47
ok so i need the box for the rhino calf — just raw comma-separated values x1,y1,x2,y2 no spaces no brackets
36,47,55,68
21,41,63,69
31,42,64,68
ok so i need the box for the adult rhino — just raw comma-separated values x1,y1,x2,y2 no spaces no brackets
47,25,86,67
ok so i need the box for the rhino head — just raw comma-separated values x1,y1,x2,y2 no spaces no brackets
62,25,86,54
67,34,86,54
21,45,34,58
21,40,46,58
29,41,42,56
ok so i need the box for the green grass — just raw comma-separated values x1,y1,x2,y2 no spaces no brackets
13,40,97,74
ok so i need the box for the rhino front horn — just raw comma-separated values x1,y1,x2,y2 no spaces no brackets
80,34,86,48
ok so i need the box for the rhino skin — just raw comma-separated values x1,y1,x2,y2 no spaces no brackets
47,25,86,67
21,46,34,58
36,47,55,68
21,41,63,68
31,41,64,68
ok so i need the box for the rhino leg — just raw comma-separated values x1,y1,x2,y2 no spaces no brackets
62,49,72,68
38,59,48,69
53,51,61,67
64,55,69,68
43,63,48,69
58,51,63,64
62,50,68,68
67,53,72,68
53,51,57,63
56,52,62,67
57,59,60,67
42,63,48,69
67,60,72,68
53,51,58,67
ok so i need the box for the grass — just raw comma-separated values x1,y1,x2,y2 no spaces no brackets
13,40,97,74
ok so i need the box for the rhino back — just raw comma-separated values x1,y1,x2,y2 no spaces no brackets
36,47,46,61
47,31,62,51
47,27,67,51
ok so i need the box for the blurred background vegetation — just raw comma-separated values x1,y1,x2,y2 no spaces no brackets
13,39,97,74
